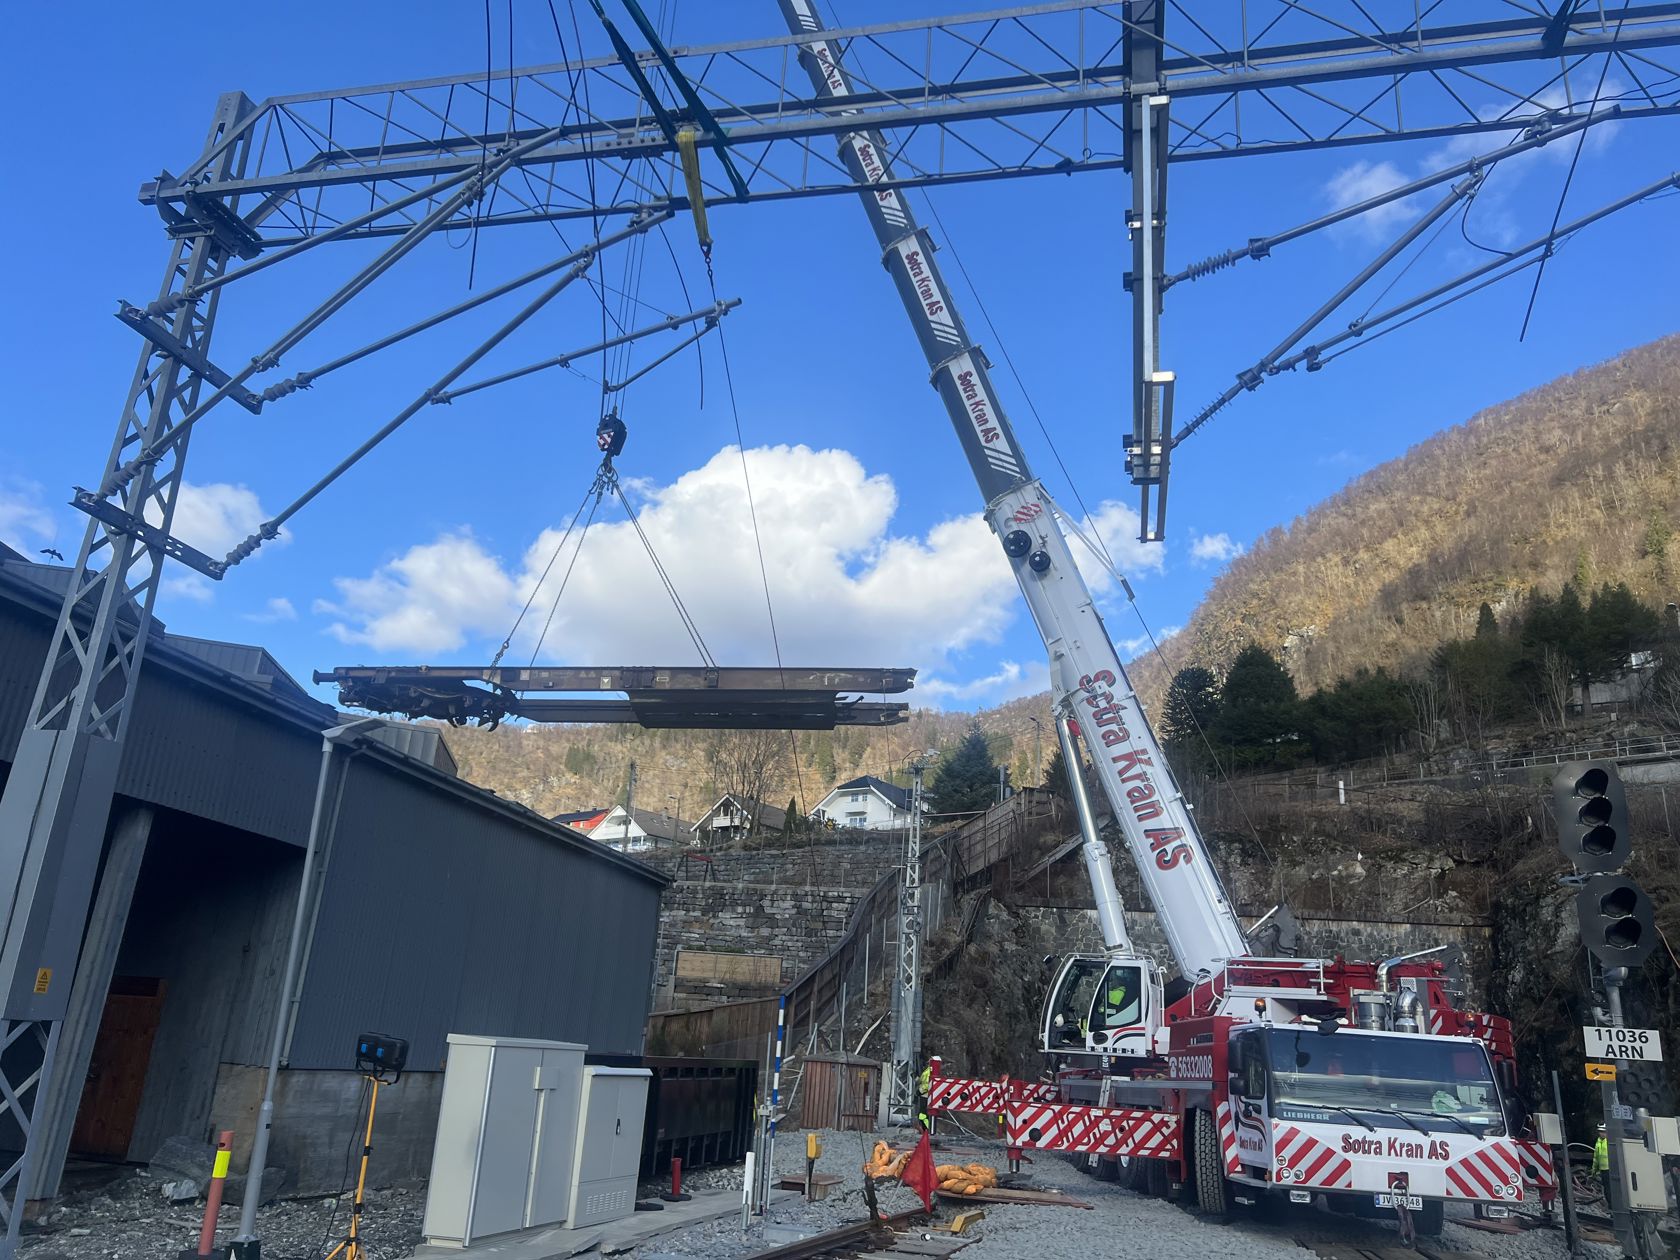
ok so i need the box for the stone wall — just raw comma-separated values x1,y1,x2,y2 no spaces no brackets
654,882,868,1010
638,841,901,889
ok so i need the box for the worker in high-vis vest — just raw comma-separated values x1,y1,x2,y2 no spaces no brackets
917,1063,932,1132
1593,1124,1611,1205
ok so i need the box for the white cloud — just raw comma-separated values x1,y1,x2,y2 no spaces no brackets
322,445,1025,685
0,478,57,550
1190,532,1245,565
1117,624,1180,659
918,660,1051,706
162,573,215,604
1322,74,1628,246
323,531,517,654
165,482,283,558
1062,500,1165,593
245,597,298,624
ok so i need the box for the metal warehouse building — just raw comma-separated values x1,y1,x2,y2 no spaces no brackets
0,547,667,1197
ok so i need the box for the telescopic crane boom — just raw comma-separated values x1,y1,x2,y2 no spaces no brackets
776,0,1247,980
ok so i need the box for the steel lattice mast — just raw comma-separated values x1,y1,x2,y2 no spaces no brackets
0,5,1676,1248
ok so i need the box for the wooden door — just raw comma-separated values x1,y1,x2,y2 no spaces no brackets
70,977,166,1160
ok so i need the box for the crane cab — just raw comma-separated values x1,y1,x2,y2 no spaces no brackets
1040,953,1163,1059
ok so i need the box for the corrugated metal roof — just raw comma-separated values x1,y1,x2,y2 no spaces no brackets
166,635,312,704
363,719,457,777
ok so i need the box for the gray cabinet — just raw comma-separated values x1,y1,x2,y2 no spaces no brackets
421,1035,586,1247
567,1067,651,1228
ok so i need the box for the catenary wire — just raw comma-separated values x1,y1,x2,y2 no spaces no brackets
1518,7,1625,339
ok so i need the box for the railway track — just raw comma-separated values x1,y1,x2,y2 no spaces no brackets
742,1210,973,1259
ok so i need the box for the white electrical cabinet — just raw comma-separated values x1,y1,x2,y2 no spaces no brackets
567,1067,651,1228
421,1035,586,1247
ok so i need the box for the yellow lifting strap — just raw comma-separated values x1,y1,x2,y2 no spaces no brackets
676,128,713,253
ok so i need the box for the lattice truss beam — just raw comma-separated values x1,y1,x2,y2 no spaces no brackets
147,1,1680,245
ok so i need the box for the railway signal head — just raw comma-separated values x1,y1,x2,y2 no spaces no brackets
1575,874,1656,968
1552,760,1629,873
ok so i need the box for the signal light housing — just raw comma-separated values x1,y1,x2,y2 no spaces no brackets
1574,875,1656,968
1552,760,1629,873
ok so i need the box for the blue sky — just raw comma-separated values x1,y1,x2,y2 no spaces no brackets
2,3,1677,712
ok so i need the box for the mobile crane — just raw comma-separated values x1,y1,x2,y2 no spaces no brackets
775,0,1557,1239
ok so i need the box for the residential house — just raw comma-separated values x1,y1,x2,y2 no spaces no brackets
549,804,693,852
690,793,787,845
810,774,917,830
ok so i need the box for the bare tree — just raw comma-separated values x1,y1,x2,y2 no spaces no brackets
1404,671,1445,761
1648,665,1680,732
704,730,790,840
1536,645,1573,731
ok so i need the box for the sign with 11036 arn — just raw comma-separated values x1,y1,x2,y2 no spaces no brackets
1582,1026,1664,1062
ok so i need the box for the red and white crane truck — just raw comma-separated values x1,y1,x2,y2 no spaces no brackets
776,1,1557,1239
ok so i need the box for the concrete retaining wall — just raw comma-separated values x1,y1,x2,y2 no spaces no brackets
211,1064,445,1196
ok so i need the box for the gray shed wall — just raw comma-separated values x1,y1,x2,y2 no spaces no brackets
287,752,663,1070
0,587,325,845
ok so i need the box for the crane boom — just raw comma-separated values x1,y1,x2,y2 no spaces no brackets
776,0,1247,978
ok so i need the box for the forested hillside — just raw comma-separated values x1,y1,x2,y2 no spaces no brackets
443,691,1053,823
1131,334,1680,700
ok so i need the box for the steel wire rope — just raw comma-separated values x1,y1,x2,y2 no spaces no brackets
702,256,814,823
1519,4,1627,339
468,0,494,287
916,191,1121,572
917,183,1278,869
494,475,600,667
1060,523,1276,870
528,480,607,666
609,471,717,669
824,0,1269,871
819,0,1122,576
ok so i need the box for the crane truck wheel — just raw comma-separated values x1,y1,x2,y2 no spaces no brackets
1094,1155,1120,1182
1192,1109,1230,1219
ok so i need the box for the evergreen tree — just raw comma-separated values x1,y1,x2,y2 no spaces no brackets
1161,665,1221,747
1475,602,1499,639
1042,743,1069,798
1303,667,1413,762
930,723,1001,814
1211,645,1302,769
1582,583,1663,684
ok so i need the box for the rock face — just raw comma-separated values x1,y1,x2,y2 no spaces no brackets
146,1135,215,1200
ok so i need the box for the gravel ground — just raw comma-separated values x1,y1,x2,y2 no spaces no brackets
626,1126,1633,1260
18,1167,424,1260
20,1130,1647,1260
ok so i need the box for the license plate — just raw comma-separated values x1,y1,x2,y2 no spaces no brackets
1375,1192,1423,1210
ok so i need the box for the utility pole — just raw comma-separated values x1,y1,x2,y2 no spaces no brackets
888,751,934,1122
1028,716,1043,787
622,760,637,851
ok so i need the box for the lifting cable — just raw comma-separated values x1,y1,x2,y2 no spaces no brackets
503,423,718,671
688,195,813,819
1060,519,1275,871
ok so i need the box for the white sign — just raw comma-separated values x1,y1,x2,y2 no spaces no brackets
1583,1026,1664,1062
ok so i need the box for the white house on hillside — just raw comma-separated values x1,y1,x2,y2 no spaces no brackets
810,775,917,830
